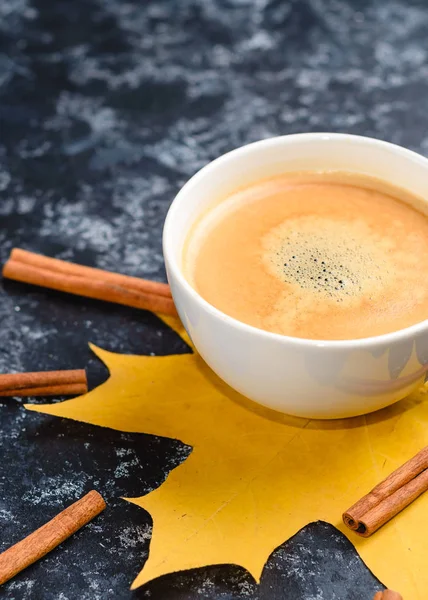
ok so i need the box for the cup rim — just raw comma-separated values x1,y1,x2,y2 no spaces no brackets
163,132,428,349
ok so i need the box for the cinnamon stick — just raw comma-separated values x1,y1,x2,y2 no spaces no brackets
373,591,403,599
343,446,428,537
10,248,172,298
3,253,177,317
0,490,106,586
0,369,87,397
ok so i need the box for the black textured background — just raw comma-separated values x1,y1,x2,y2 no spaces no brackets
1,0,426,597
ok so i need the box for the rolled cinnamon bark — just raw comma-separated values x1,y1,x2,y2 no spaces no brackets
0,369,88,397
0,491,106,585
3,258,177,317
343,446,428,537
10,248,172,297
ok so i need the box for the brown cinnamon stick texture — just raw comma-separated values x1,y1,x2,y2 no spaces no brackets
0,369,88,397
343,446,428,537
0,491,106,586
10,248,172,297
3,249,177,317
373,591,403,599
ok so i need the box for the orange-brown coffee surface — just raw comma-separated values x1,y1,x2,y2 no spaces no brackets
184,172,428,340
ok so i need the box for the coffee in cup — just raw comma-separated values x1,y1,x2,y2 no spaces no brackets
183,171,428,340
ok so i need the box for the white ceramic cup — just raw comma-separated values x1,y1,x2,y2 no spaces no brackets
163,133,428,419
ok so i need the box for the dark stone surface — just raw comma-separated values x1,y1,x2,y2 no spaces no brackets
1,403,188,600
141,522,384,600
1,0,426,596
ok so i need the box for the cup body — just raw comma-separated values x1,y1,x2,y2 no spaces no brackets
163,133,428,418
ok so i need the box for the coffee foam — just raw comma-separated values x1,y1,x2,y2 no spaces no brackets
263,216,391,303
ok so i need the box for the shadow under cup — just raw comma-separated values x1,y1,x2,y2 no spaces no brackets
163,133,428,419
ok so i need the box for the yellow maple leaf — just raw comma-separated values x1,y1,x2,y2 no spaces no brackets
27,315,428,597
